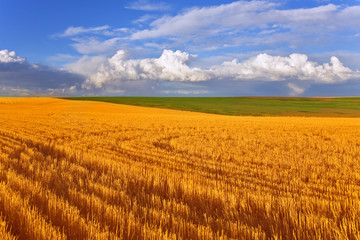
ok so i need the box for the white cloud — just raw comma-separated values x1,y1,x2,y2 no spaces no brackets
274,4,338,24
287,83,305,96
310,51,360,70
130,1,360,51
57,25,131,54
56,2,360,57
65,55,108,75
131,1,272,39
337,5,360,28
212,53,357,83
0,49,25,63
79,49,359,96
83,49,210,88
126,0,170,11
1,48,358,96
58,25,110,37
69,86,77,92
114,28,129,32
133,14,156,24
71,37,122,54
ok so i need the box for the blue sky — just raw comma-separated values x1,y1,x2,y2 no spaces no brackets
1,0,360,96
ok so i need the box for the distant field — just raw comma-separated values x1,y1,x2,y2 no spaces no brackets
67,97,360,117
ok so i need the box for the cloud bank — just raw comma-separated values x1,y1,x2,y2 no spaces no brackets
1,48,359,96
73,49,359,95
212,53,355,83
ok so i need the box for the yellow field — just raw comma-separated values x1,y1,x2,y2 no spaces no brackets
0,98,359,239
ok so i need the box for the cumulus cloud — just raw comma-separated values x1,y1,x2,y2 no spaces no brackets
79,49,359,96
212,53,356,83
82,49,210,88
310,51,360,70
0,50,25,63
0,49,84,96
1,49,358,96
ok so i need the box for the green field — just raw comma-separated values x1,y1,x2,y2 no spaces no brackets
66,97,360,117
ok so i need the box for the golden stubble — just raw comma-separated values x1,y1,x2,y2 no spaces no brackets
0,97,359,239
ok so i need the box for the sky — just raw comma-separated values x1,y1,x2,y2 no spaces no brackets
1,0,360,97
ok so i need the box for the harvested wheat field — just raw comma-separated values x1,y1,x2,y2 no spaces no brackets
0,97,360,240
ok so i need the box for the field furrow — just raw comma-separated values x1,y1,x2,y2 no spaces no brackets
0,98,359,239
